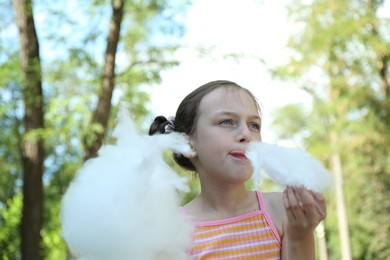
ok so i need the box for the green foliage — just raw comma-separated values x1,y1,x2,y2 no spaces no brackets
0,54,23,203
0,194,22,260
0,0,190,258
270,103,310,142
0,38,23,260
272,0,390,259
41,170,74,260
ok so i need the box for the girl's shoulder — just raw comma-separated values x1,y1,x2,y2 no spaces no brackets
261,191,286,237
261,191,283,207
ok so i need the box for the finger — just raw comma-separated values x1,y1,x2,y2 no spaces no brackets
294,187,318,216
283,187,297,221
298,188,327,221
311,191,327,218
293,186,307,209
286,186,306,220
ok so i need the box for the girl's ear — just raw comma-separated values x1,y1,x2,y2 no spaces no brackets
182,134,197,158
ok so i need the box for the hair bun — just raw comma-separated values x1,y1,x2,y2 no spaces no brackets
148,116,169,135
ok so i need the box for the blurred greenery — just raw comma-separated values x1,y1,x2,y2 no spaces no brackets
1,0,190,258
1,0,389,259
271,0,390,259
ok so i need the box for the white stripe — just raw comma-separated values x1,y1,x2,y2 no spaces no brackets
212,250,280,260
196,227,270,243
193,240,278,258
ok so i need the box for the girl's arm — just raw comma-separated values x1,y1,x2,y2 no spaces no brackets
281,186,327,260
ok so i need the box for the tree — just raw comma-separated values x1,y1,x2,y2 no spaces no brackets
2,0,190,258
83,0,125,160
272,0,390,258
12,0,45,259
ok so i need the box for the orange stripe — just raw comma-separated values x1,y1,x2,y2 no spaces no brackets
199,248,280,259
190,214,280,259
193,232,278,251
194,222,268,235
194,216,268,234
194,216,270,239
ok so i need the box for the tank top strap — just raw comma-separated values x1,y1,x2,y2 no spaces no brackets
179,206,187,215
179,206,194,224
255,190,282,244
255,190,266,211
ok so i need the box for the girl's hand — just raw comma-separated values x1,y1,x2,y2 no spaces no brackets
282,186,327,241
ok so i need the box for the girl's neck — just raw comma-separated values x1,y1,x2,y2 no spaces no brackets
196,186,258,220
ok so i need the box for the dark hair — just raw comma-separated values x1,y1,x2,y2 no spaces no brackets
148,116,172,135
149,80,261,171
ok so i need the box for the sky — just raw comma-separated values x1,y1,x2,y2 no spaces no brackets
147,0,313,142
13,0,389,142
10,0,304,143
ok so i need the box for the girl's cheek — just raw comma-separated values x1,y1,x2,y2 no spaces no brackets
252,133,261,141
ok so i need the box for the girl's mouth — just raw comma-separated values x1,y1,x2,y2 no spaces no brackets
230,151,248,160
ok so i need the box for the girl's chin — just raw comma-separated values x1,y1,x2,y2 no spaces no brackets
231,171,253,182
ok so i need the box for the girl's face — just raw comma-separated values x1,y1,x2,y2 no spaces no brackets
189,87,262,185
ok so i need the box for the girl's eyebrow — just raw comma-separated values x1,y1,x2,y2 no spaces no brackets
213,111,261,121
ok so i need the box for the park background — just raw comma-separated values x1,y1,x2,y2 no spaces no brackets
1,0,389,259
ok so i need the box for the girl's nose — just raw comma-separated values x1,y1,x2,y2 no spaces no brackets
236,124,251,143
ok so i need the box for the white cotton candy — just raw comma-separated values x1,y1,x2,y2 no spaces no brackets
60,103,193,260
246,142,333,193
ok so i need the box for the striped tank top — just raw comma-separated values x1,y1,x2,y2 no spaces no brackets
180,191,281,259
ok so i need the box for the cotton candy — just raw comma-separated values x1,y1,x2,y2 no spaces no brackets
246,141,333,193
60,103,193,260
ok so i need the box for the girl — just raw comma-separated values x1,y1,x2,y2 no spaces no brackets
149,80,327,259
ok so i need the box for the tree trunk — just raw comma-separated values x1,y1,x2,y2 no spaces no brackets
330,131,352,260
84,0,125,160
379,54,389,99
13,0,45,259
315,221,329,260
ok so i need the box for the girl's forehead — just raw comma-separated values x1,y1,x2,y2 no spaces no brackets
199,87,259,114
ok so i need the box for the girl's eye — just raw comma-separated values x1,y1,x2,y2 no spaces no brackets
219,119,234,125
249,122,261,130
